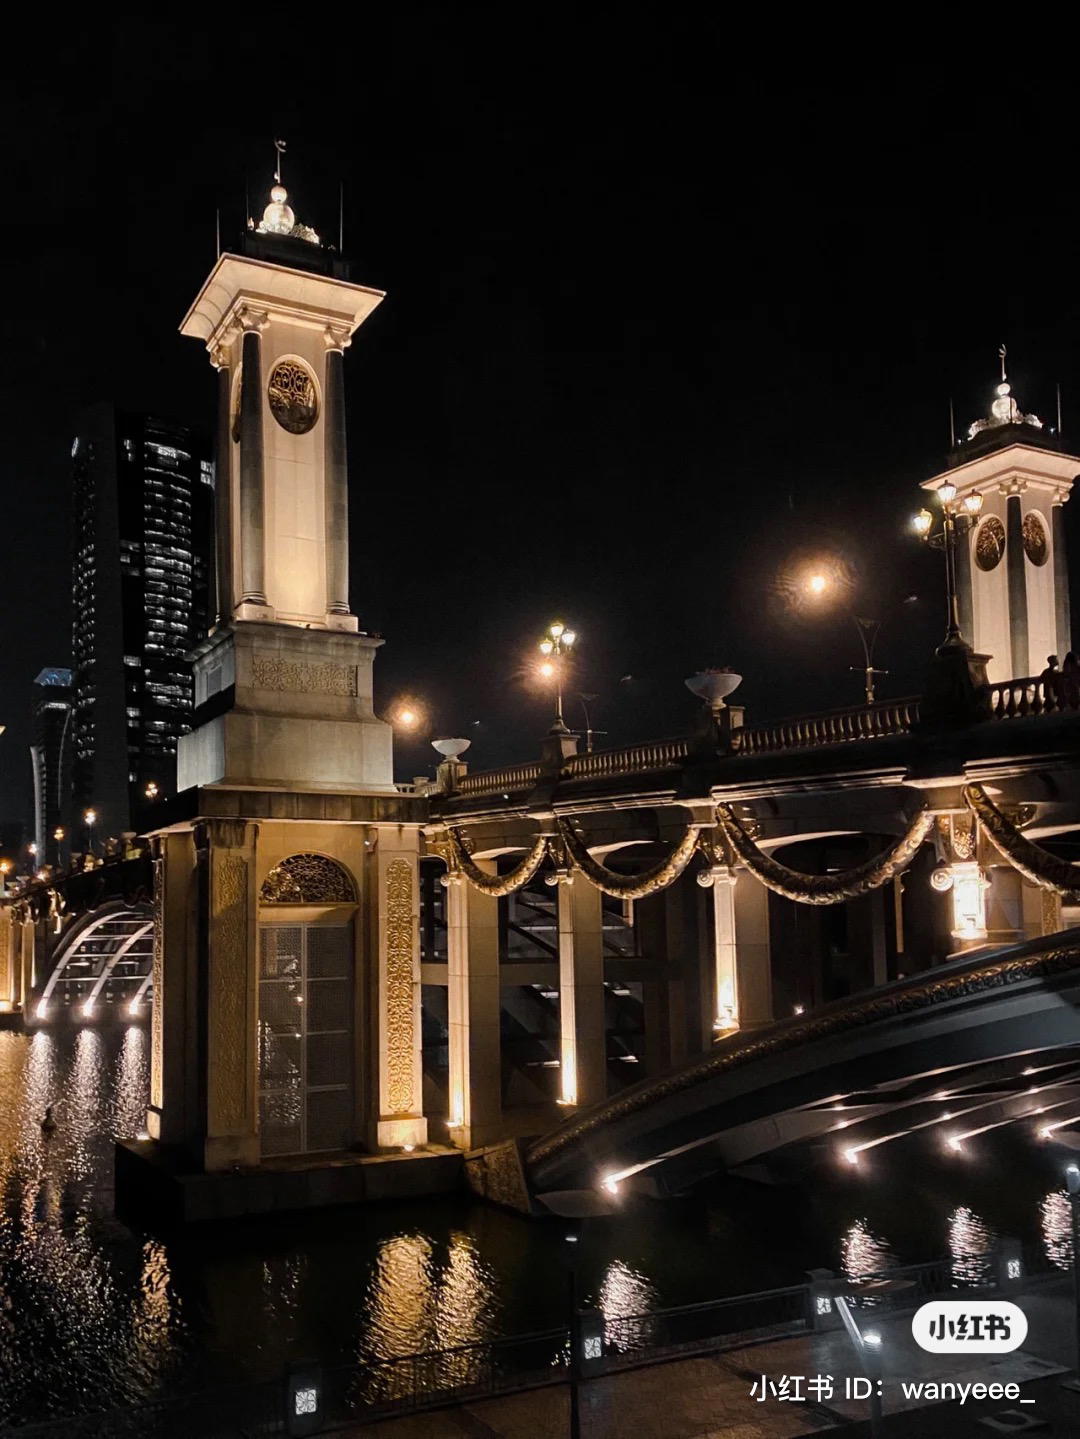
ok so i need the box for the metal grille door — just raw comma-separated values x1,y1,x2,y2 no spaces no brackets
258,923,353,1156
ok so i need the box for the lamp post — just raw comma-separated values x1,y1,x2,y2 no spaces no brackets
538,621,577,734
912,481,984,647
145,782,159,802
84,809,97,855
805,579,917,704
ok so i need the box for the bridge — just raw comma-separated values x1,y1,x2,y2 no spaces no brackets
519,926,1080,1204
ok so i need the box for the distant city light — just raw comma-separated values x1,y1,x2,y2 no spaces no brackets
808,574,827,595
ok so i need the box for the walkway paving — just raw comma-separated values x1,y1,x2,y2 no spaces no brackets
344,1277,1080,1438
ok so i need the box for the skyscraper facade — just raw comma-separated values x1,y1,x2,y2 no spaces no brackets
30,667,72,869
71,407,213,839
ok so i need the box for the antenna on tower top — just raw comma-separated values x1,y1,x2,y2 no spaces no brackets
949,398,956,448
274,138,286,185
215,208,221,259
999,343,1008,384
1058,383,1064,436
339,181,344,252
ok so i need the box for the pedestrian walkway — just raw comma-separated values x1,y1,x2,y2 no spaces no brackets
344,1276,1080,1438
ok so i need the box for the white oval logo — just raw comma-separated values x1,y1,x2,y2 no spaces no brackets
913,1300,1027,1353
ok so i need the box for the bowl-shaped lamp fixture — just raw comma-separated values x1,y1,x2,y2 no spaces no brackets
685,669,743,709
432,738,471,760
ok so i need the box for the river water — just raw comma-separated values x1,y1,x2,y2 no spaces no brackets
0,1026,1075,1426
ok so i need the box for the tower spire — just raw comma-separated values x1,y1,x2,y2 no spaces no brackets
274,137,286,185
999,342,1007,384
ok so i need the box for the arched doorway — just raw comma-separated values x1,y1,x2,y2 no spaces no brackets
257,853,358,1156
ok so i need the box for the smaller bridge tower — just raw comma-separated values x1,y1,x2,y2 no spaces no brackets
923,358,1077,681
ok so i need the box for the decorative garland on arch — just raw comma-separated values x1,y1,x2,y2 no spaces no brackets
964,784,1080,900
715,803,934,905
557,819,703,899
445,829,550,897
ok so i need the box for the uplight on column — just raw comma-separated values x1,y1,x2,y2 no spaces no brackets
932,860,989,941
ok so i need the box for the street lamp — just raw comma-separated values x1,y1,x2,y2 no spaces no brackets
84,809,97,853
145,782,159,801
538,621,577,734
804,577,917,704
912,484,983,646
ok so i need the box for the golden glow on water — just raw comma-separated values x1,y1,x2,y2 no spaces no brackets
598,1259,658,1350
1041,1189,1072,1270
840,1218,895,1284
947,1206,994,1289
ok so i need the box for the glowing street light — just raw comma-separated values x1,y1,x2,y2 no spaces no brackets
538,620,577,734
804,573,917,704
84,809,97,853
145,782,159,801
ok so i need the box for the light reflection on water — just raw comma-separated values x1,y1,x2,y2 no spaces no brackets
1041,1189,1072,1270
947,1205,995,1289
1,1026,1077,1428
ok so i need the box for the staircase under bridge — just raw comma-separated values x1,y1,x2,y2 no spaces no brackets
468,926,1080,1211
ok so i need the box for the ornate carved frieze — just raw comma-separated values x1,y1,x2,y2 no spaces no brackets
384,858,416,1115
210,854,248,1134
251,655,358,698
260,853,357,904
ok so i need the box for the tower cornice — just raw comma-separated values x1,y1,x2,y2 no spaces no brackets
180,252,384,354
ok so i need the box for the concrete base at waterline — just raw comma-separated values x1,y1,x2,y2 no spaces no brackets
115,1139,464,1225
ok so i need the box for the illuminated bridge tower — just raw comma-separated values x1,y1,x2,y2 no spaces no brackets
922,364,1077,682
143,162,429,1182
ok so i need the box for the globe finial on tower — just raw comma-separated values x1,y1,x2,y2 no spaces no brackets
256,138,320,245
967,344,1042,440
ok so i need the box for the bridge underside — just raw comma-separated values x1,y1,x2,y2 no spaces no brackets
524,927,1080,1205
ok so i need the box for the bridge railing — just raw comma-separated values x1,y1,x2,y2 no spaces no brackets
455,762,544,798
738,696,922,754
565,736,692,780
988,674,1080,720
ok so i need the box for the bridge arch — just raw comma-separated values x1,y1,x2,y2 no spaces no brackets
35,901,154,1023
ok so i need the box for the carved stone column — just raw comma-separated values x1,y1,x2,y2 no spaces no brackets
376,839,428,1148
699,864,739,1034
1053,492,1073,658
237,311,269,610
211,348,233,624
555,877,606,1109
199,817,260,1170
445,864,502,1149
734,871,773,1026
1005,486,1029,677
324,328,352,620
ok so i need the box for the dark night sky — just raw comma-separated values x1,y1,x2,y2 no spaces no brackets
5,16,1080,819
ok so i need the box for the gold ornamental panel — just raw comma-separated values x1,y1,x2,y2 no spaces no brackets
267,359,318,434
1023,512,1048,566
384,858,416,1115
261,853,357,904
975,516,1006,571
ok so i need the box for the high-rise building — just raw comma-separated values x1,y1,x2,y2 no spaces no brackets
71,407,213,838
30,668,72,868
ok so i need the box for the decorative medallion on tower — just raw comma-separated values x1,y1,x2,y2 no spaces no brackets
268,359,319,434
1023,513,1048,565
975,516,1005,571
